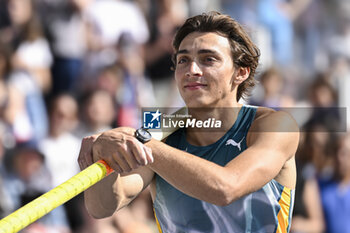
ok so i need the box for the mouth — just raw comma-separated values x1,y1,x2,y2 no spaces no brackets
184,83,207,90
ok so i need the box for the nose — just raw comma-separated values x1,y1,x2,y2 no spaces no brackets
186,61,202,77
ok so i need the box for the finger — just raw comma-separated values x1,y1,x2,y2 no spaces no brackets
78,137,95,169
128,138,147,166
78,160,86,170
131,145,147,166
144,146,154,164
112,150,132,173
122,136,141,169
106,159,123,174
84,151,93,165
123,144,140,169
81,142,94,165
80,157,92,170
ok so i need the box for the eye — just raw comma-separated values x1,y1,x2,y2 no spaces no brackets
202,56,217,63
177,57,188,64
206,57,215,62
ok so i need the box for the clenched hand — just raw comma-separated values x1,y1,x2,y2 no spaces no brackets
78,127,153,174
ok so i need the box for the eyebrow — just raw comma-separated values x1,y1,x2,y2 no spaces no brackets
176,49,219,57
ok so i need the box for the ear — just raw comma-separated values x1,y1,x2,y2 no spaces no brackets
233,67,250,85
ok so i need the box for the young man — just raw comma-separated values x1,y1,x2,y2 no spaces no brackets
78,12,299,233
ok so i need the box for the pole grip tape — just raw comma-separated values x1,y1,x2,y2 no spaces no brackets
0,160,113,233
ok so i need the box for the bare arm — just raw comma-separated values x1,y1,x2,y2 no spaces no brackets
83,167,154,219
146,111,299,205
291,178,325,233
78,133,154,219
89,111,299,207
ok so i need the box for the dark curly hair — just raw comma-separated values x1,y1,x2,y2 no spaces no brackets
172,11,260,101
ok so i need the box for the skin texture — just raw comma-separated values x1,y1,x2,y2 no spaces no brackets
290,178,325,233
175,32,238,108
78,32,299,218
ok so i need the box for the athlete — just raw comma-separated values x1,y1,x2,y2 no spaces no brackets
78,11,299,233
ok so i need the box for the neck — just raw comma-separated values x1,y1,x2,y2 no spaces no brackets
186,102,243,146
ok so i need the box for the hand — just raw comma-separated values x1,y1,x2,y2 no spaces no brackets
91,127,153,174
78,134,99,170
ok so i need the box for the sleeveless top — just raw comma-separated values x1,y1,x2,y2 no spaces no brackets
153,105,294,233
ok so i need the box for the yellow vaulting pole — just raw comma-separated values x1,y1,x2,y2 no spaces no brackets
0,160,114,233
0,107,187,233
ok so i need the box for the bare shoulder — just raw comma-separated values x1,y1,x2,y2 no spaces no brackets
247,106,300,158
251,107,299,134
248,107,299,188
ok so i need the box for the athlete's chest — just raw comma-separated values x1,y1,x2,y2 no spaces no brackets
180,131,248,166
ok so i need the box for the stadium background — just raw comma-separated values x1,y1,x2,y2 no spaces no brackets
0,0,349,232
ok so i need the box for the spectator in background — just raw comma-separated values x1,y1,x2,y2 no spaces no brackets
0,127,12,219
305,75,341,134
39,0,91,96
85,0,149,50
144,0,187,107
1,146,71,233
221,0,275,71
308,75,337,108
96,64,125,106
291,129,325,233
301,122,337,180
294,0,325,76
96,64,140,128
82,0,149,90
0,43,14,136
223,0,312,70
74,89,116,138
38,94,80,188
2,0,53,94
326,12,350,131
38,93,87,233
249,67,295,108
0,0,10,29
0,0,50,144
319,133,350,233
257,0,312,68
116,33,156,110
0,43,47,146
291,76,340,232
0,41,11,104
330,56,350,132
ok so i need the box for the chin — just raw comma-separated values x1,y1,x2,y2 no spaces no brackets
184,99,212,108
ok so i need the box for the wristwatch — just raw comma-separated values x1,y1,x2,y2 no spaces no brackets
135,128,152,143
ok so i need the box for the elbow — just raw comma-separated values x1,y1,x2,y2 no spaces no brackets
113,184,133,211
213,197,231,207
211,179,238,206
85,196,128,219
88,211,111,220
214,191,236,207
85,201,115,219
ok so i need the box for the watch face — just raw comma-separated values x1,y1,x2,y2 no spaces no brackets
140,129,149,137
136,128,152,143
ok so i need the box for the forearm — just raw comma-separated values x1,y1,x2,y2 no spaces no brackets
146,139,236,206
84,166,154,219
81,127,155,219
146,134,291,205
84,173,118,219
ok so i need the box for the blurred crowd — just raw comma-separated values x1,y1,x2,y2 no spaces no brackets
0,0,349,232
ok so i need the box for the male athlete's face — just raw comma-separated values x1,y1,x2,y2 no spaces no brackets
175,32,237,108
